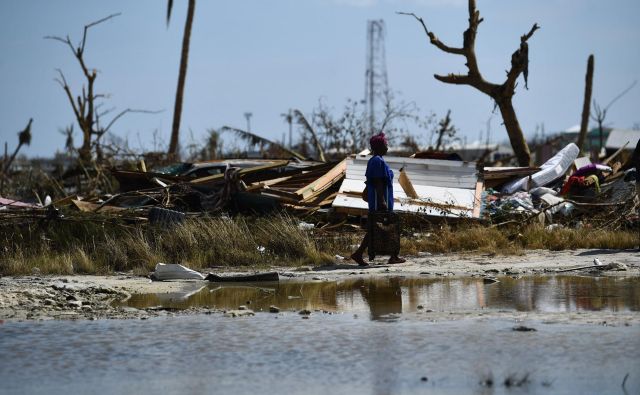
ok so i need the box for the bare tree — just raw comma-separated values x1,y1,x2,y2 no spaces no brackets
434,110,456,151
591,80,637,154
399,1,539,166
46,14,158,162
577,55,594,152
166,0,196,159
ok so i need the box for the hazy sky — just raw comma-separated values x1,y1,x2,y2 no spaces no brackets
1,0,639,157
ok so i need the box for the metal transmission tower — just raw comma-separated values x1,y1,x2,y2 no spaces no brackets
364,20,389,133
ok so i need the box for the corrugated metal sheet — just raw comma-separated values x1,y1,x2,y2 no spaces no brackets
605,129,640,150
332,155,483,218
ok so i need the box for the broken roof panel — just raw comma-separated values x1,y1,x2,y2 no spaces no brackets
332,155,483,218
605,129,640,150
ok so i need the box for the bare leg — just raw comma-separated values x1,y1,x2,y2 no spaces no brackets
351,232,369,266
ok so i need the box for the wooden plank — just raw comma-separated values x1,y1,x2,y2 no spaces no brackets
72,200,128,213
190,160,289,185
482,167,539,180
398,169,419,199
295,159,347,199
472,180,484,218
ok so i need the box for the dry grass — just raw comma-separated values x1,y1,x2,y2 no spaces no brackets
0,214,335,276
0,215,637,276
400,223,638,255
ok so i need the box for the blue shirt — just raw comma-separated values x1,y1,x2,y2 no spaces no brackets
365,155,394,212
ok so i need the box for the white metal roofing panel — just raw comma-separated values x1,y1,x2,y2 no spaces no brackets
605,129,640,150
333,155,481,218
348,156,478,189
337,179,477,208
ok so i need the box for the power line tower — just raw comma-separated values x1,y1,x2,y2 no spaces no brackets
364,19,389,133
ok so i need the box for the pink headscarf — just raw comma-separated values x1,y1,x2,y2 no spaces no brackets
369,132,388,152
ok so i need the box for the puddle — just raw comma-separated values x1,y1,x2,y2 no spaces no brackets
3,275,640,395
117,275,640,320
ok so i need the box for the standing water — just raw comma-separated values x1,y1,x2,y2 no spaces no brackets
1,275,639,394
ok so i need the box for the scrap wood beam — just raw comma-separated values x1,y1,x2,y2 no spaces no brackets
189,160,290,185
295,159,346,200
398,0,539,166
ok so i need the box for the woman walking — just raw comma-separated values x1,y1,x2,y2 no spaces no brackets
351,132,405,266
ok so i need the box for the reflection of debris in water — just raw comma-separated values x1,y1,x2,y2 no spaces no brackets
116,275,640,321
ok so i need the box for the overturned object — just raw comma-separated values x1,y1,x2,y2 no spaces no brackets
205,272,279,282
150,263,205,281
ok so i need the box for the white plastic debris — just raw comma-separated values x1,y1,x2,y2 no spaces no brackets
298,222,315,230
150,263,205,281
44,195,52,207
503,143,580,194
593,258,603,266
257,246,266,253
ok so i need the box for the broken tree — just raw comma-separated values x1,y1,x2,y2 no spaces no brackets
399,0,539,166
166,0,197,159
46,14,159,162
577,55,594,152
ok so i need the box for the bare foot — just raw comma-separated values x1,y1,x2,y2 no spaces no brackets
351,253,369,266
387,256,406,264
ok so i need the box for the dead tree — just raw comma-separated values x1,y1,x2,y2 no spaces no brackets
46,14,159,163
591,80,637,154
577,55,594,152
399,1,539,166
166,0,197,159
435,110,456,151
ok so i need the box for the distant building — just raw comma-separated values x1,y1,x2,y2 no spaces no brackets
558,125,612,153
450,141,514,163
605,128,640,162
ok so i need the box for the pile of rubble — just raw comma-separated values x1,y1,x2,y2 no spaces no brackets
0,142,637,231
484,143,639,229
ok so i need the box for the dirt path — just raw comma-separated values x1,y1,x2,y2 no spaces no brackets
1,249,638,322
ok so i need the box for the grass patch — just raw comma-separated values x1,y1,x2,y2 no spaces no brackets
0,214,637,276
401,223,638,255
0,214,335,276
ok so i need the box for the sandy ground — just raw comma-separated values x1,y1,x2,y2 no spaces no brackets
1,248,638,322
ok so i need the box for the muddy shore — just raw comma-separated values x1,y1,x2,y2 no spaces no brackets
1,249,638,322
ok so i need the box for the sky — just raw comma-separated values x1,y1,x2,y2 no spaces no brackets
0,0,639,157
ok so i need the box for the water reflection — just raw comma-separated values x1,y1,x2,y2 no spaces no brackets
118,276,640,320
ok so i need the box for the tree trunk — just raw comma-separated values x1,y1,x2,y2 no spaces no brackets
497,100,531,166
79,129,92,162
168,0,196,158
577,55,594,152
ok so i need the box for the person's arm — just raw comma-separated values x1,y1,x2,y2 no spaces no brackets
373,178,387,211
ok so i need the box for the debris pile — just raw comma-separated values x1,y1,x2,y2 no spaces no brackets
485,143,639,229
0,141,638,232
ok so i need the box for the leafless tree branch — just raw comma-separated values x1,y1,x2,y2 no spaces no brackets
398,0,538,166
396,12,464,55
103,108,163,133
81,13,122,54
